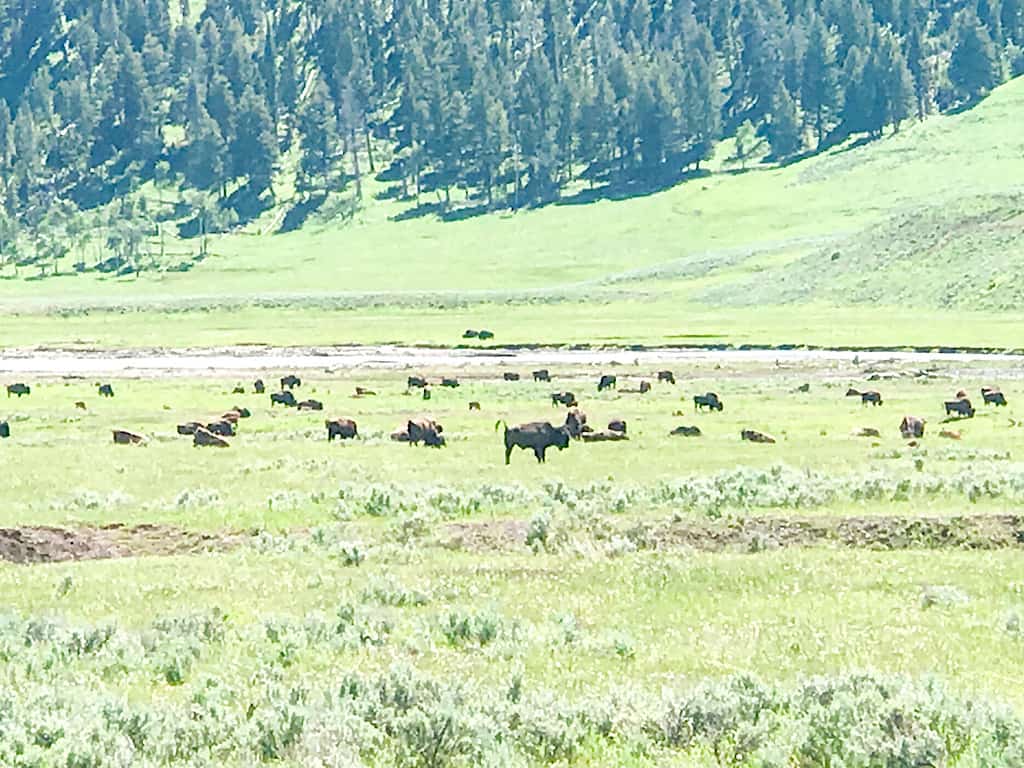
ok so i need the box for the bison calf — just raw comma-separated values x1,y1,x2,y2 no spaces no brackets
326,418,358,441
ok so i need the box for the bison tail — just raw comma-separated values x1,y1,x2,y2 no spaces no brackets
494,419,508,433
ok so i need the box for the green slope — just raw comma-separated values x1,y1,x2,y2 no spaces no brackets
2,77,1023,348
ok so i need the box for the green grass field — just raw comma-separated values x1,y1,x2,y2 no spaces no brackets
4,359,1024,764
2,79,1023,350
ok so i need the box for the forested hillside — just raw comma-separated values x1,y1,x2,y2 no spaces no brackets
0,0,1019,275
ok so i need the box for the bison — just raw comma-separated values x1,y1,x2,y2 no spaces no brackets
564,408,587,439
232,407,251,418
298,399,324,411
177,422,204,436
206,420,236,437
551,392,577,407
639,381,651,394
407,417,445,447
355,387,377,397
463,329,479,339
497,420,570,464
468,401,481,411
741,429,776,444
846,389,883,406
441,378,460,388
232,386,245,395
900,416,926,439
0,421,9,439
670,425,702,437
6,383,30,398
74,401,87,410
608,419,627,434
254,379,266,394
851,427,881,438
694,393,723,412
271,391,297,407
478,330,494,340
503,372,521,382
98,384,114,398
326,418,358,441
281,375,302,390
408,376,428,389
657,370,676,385
194,428,230,448
220,412,240,425
532,369,551,382
598,375,617,392
944,399,974,418
581,430,629,442
982,387,1008,406
112,430,144,445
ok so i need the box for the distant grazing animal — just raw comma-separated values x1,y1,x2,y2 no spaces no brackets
846,389,883,406
582,430,629,442
944,399,974,418
608,419,627,434
298,399,324,411
326,418,358,441
194,428,230,448
469,401,481,411
694,393,724,412
564,408,587,439
670,425,702,437
74,401,86,410
390,428,411,442
463,330,479,338
533,370,551,382
232,386,245,395
177,422,203,436
503,372,521,382
254,380,266,394
741,429,776,444
270,391,297,407
657,370,676,385
112,430,144,445
982,387,1007,406
441,378,460,388
939,429,962,440
598,375,617,392
232,407,251,418
407,417,445,447
794,383,810,393
98,384,114,398
0,421,9,438
6,383,30,398
355,387,377,397
478,330,494,340
497,419,570,464
206,420,236,437
408,376,428,389
639,380,651,394
551,392,577,407
281,375,302,390
852,427,881,438
900,416,926,439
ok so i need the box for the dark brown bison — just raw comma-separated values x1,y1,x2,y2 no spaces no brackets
355,387,377,397
194,428,230,448
564,408,587,438
694,393,723,412
497,420,570,464
271,391,297,407
670,425,702,437
503,372,521,382
900,416,926,439
407,417,445,447
232,407,251,418
422,388,432,401
281,375,302,390
657,370,676,384
846,389,883,406
298,399,324,411
533,369,551,382
408,376,428,389
0,421,9,439
232,386,245,395
254,379,266,394
982,387,1007,406
206,420,236,437
441,378,460,388
944,399,974,418
582,430,629,442
326,418,358,441
598,375,617,392
551,392,577,407
98,384,114,398
390,428,411,442
639,381,651,394
177,422,203,436
478,330,494,340
468,401,481,411
608,419,627,434
955,390,968,400
112,430,144,445
741,429,776,444
463,329,479,338
6,383,30,398
75,401,87,410
220,412,240,425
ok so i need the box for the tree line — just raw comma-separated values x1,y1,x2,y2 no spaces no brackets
0,0,1019,271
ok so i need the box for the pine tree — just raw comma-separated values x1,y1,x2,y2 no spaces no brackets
298,78,339,192
801,13,841,147
731,119,758,168
949,12,1001,102
231,86,278,196
183,102,227,192
766,83,802,159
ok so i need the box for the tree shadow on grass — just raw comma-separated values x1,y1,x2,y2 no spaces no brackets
557,167,711,207
278,194,328,234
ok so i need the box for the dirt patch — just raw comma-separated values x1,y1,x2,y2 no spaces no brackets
0,524,244,564
442,514,1024,553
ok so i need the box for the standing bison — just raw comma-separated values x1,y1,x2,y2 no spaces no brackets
551,392,577,407
657,370,676,385
846,389,883,406
254,379,266,394
0,421,9,439
533,370,551,382
944,399,975,418
408,376,428,389
281,375,302,390
407,417,445,447
598,375,617,392
6,383,30,398
503,372,521,382
326,418,358,441
497,420,570,464
694,393,723,412
982,387,1007,406
98,384,115,398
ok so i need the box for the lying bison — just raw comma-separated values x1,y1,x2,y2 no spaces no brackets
326,418,358,441
463,329,479,339
112,430,144,445
944,398,974,418
0,421,9,439
846,389,883,406
232,407,251,418
6,383,30,398
177,422,204,436
271,391,297,407
298,399,324,411
98,384,114,398
900,416,926,439
468,401,481,411
982,387,1008,406
478,330,495,340
194,428,230,448
497,420,570,464
670,425,702,437
551,391,577,407
281,375,302,390
206,420,236,437
582,430,628,442
533,369,551,382
694,393,723,412
608,419,627,434
598,375,617,392
741,429,776,444
503,372,521,382
407,417,445,447
441,378,460,388
657,370,676,385
232,385,245,395
355,387,377,397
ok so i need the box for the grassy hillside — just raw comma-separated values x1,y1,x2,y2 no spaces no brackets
3,77,1024,349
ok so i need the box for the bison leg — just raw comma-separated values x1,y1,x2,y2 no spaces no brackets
505,442,514,465
534,446,546,463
